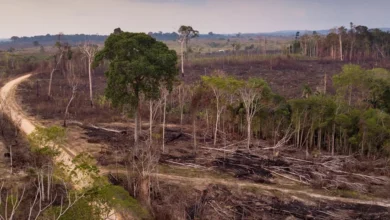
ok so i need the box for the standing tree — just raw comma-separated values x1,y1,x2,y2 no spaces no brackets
349,22,356,61
80,42,98,106
178,25,199,77
161,88,169,152
338,26,347,61
48,42,70,97
202,72,241,145
238,78,271,149
10,36,19,43
33,41,40,47
94,31,178,145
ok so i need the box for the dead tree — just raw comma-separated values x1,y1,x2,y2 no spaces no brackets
48,42,71,97
177,83,188,131
161,88,169,152
63,60,79,127
0,185,25,220
338,27,346,61
130,141,159,205
149,98,162,145
80,43,98,107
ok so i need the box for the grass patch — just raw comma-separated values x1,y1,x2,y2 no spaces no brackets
328,189,374,200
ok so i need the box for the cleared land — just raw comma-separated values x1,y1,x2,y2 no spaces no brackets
14,57,390,219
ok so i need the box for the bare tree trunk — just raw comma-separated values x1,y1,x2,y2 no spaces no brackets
214,111,219,146
361,129,366,155
48,68,56,97
324,73,327,94
162,94,167,152
318,128,322,154
181,41,185,77
247,117,251,149
48,53,63,97
296,119,300,148
350,42,354,61
134,104,139,145
9,145,12,174
305,134,309,158
149,100,153,145
63,86,76,127
88,59,93,107
139,176,150,205
332,123,336,156
80,43,97,106
339,34,343,61
193,116,197,153
178,85,186,131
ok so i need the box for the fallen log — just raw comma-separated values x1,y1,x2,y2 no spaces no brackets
262,167,310,185
200,147,234,153
165,160,206,169
67,120,127,134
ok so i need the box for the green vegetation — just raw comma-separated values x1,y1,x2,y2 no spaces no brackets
94,31,178,144
188,64,390,158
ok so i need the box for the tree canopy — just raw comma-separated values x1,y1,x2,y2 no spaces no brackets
94,32,178,109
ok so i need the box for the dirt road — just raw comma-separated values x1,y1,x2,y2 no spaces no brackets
0,73,91,186
0,73,35,135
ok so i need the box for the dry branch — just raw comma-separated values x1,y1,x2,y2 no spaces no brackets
67,120,127,134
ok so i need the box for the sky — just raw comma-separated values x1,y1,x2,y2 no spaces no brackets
0,0,389,38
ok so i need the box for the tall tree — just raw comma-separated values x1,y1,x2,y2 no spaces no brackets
338,26,347,61
94,30,178,145
238,78,271,149
349,22,356,61
178,25,199,77
80,42,98,106
202,72,241,145
10,36,19,42
48,42,70,97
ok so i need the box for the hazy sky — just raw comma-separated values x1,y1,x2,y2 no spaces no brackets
1,0,389,38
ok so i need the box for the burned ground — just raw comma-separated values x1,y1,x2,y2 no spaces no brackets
0,114,35,172
75,122,390,202
109,174,390,220
14,58,390,219
16,58,345,123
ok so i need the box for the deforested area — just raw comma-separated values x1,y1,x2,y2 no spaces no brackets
2,1,390,219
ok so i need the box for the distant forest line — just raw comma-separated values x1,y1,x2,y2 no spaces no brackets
0,32,260,48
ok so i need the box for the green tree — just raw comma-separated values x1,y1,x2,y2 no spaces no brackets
10,36,19,42
365,68,390,113
94,31,178,144
202,72,241,145
238,78,271,149
333,64,366,106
